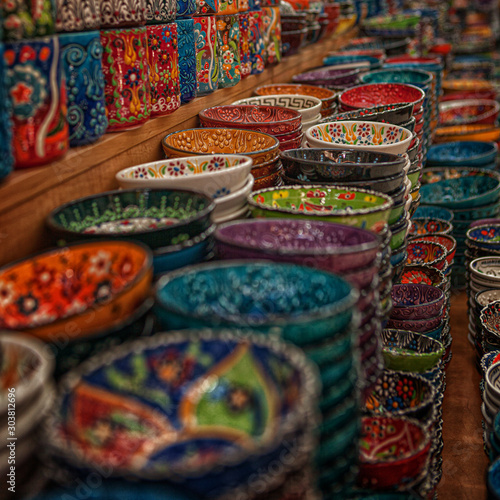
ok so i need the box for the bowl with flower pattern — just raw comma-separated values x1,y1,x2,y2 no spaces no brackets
409,218,453,237
412,235,456,267
413,206,454,222
439,100,500,127
390,283,445,320
0,241,153,342
306,121,413,155
161,128,280,167
406,239,448,271
467,225,500,251
248,185,394,233
199,106,302,136
380,329,444,372
427,141,498,167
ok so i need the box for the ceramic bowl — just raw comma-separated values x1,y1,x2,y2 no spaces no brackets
486,363,500,405
161,128,280,167
306,121,413,155
471,219,500,229
409,218,453,237
488,456,500,498
44,328,320,496
396,264,447,290
292,67,362,88
248,185,394,233
413,206,454,222
467,225,500,250
279,133,305,152
439,100,500,127
358,416,431,490
199,106,302,136
347,37,410,56
481,301,500,341
281,28,308,56
253,84,337,111
322,54,381,68
326,102,414,126
155,261,358,346
380,329,444,372
413,235,457,267
387,314,443,334
390,283,445,320
420,166,498,186
47,189,215,249
0,241,152,341
116,155,253,199
231,95,322,122
213,175,254,218
360,68,434,89
406,239,448,270
434,124,500,144
339,83,425,113
215,219,380,273
442,78,494,94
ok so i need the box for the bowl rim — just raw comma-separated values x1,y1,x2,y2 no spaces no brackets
390,282,445,310
409,217,454,235
360,67,434,86
231,94,323,111
470,256,500,282
406,238,448,267
199,105,302,127
427,140,498,165
410,233,457,254
214,174,255,205
253,83,337,102
467,224,500,246
439,99,500,126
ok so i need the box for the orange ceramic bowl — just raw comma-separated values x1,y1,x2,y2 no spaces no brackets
253,169,283,190
442,79,495,94
251,157,282,178
162,128,280,166
0,241,153,342
434,124,500,143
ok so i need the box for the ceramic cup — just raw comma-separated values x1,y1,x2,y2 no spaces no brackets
193,16,218,96
0,42,13,180
238,12,251,78
145,0,176,23
261,6,281,66
100,27,151,131
59,31,108,146
4,36,69,168
249,9,265,74
1,0,56,40
176,0,196,17
55,0,100,32
100,0,146,28
146,24,181,116
175,18,197,103
216,14,241,89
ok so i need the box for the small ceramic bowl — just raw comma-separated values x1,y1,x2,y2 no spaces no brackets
387,314,443,334
481,301,500,341
397,264,447,290
116,155,253,199
409,218,453,236
406,239,448,270
427,141,498,167
412,234,457,267
248,185,394,233
199,106,302,136
279,132,305,151
231,95,322,122
381,329,444,372
326,102,414,126
162,128,280,167
467,225,500,250
413,206,454,222
390,283,445,320
439,100,500,127
360,68,434,88
306,121,413,155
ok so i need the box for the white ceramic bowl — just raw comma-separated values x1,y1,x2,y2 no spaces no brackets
302,113,322,132
116,155,253,199
213,174,255,219
232,94,322,122
305,120,413,155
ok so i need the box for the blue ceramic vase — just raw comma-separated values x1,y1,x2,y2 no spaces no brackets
59,31,107,147
0,42,13,180
175,18,196,103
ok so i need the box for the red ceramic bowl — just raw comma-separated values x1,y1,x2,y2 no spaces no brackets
410,234,457,266
440,90,498,102
339,83,425,114
199,105,302,135
439,99,500,127
274,128,303,142
385,55,443,66
406,239,448,271
413,106,424,123
279,133,305,151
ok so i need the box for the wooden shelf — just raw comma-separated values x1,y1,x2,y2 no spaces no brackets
0,33,354,267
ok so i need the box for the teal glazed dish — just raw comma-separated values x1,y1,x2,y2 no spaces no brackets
47,189,215,249
427,141,498,167
413,206,454,222
360,68,434,89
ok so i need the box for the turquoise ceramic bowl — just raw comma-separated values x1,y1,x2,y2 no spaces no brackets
413,206,454,222
361,68,434,90
427,141,498,167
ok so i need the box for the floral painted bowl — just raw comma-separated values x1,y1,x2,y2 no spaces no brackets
426,141,498,167
412,234,457,267
44,329,320,496
339,83,425,113
155,261,358,346
413,206,454,222
481,301,500,341
467,225,500,250
387,314,443,334
214,219,381,273
0,241,152,341
326,103,414,126
116,155,253,199
439,100,500,127
434,124,500,144
396,264,447,290
390,283,445,320
306,121,413,155
253,84,337,111
409,218,453,237
358,416,431,490
248,185,394,233
199,106,302,136
380,329,444,372
406,239,448,270
47,189,215,249
291,67,362,88
161,128,280,167
360,68,434,88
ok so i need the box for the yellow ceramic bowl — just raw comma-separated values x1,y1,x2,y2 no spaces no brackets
434,124,500,143
410,182,421,201
162,128,280,167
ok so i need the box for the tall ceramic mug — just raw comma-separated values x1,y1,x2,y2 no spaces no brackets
216,14,240,89
146,23,181,116
175,18,196,103
55,0,100,32
1,0,56,41
59,31,107,146
100,0,146,28
4,36,69,168
193,15,218,96
100,27,151,131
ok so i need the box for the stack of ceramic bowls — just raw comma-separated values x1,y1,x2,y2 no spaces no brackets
324,102,415,127
322,53,383,71
42,328,321,499
0,241,153,377
0,334,54,499
439,100,500,128
161,128,282,191
253,83,338,118
472,290,500,364
427,141,498,170
153,261,361,497
484,363,500,458
47,189,214,280
232,95,323,134
199,105,303,153
291,66,363,92
419,167,500,288
115,155,253,225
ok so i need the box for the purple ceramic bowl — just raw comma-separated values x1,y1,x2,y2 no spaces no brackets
387,314,443,333
471,218,500,228
390,283,445,320
215,219,381,273
343,261,381,290
292,67,362,88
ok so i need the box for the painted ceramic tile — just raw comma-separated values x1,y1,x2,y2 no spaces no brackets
0,42,13,179
238,12,250,78
100,27,151,131
146,23,181,116
193,16,218,96
195,0,216,15
175,18,197,103
1,0,56,41
145,0,176,23
60,31,107,147
248,10,264,74
100,0,146,28
4,36,69,168
175,0,195,18
56,0,100,32
216,14,240,88
261,5,281,65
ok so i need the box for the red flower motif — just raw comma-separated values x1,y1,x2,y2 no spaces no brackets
338,192,355,201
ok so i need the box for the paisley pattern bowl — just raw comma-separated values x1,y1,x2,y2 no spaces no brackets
390,283,445,320
426,141,498,167
409,218,453,236
412,234,457,266
387,314,443,334
481,301,500,340
396,265,447,290
406,239,448,270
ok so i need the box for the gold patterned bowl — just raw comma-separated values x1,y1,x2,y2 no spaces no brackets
162,128,280,167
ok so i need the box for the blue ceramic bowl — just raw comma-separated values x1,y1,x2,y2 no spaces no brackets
450,201,500,221
390,244,408,267
155,261,358,346
413,206,454,222
427,141,498,167
467,224,500,251
422,320,449,342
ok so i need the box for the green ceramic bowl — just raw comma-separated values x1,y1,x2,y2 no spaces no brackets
389,200,405,225
248,185,394,233
408,167,421,190
390,219,409,250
